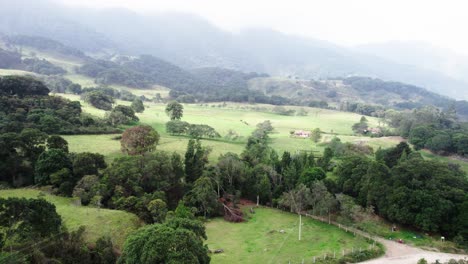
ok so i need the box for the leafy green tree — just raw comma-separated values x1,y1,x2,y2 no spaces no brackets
83,91,114,110
184,176,219,217
71,152,107,178
426,133,452,153
166,120,189,135
131,99,145,113
310,128,322,143
278,184,312,213
352,116,369,134
73,175,102,205
317,147,333,170
107,105,139,126
0,198,62,243
409,125,435,150
165,101,184,120
216,152,247,193
185,140,209,183
121,125,160,155
146,199,168,223
0,75,50,97
299,167,326,186
93,236,117,264
47,135,69,152
34,149,72,185
119,223,210,264
19,128,48,165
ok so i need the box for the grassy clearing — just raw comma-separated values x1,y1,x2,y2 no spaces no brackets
356,217,462,253
0,69,38,76
0,189,141,249
59,96,383,161
206,207,372,264
56,93,468,171
420,150,468,173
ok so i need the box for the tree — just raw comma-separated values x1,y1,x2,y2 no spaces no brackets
299,167,326,186
119,223,210,264
409,125,435,150
107,105,139,126
352,116,369,134
216,153,247,193
131,99,145,113
83,91,114,110
166,120,189,135
310,128,322,143
34,149,72,185
278,184,313,213
0,198,62,243
185,140,209,183
73,175,102,205
47,135,69,152
0,75,50,97
317,147,333,170
71,152,107,177
146,199,168,223
121,125,160,155
165,101,184,120
184,176,219,217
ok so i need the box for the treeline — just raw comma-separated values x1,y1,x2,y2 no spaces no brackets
343,76,468,119
0,76,120,134
3,35,88,59
77,55,291,105
335,142,467,244
386,106,468,155
0,47,66,75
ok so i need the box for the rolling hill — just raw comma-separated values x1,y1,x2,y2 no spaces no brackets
1,0,467,99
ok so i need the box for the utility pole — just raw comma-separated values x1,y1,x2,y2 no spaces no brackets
299,214,302,241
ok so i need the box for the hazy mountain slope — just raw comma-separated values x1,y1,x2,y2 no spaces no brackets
1,0,467,99
356,41,468,83
0,0,113,52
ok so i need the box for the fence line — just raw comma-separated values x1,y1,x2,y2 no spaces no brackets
280,212,381,264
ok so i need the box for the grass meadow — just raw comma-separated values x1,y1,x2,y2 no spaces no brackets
61,96,389,163
206,207,372,264
0,189,141,249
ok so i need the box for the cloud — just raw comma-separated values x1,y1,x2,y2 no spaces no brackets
56,0,468,55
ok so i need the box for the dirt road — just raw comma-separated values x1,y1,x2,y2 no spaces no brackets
302,213,467,264
359,237,467,264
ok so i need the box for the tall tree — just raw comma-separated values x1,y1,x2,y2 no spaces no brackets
184,140,209,184
131,98,145,113
165,101,184,120
121,125,160,155
184,176,219,217
310,128,322,143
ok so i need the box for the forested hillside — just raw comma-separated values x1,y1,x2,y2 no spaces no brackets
1,0,468,99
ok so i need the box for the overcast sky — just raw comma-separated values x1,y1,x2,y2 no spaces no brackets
58,0,468,55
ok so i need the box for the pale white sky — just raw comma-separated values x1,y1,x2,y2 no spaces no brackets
58,0,468,55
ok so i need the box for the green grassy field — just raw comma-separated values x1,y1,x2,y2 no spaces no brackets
356,217,462,253
206,207,372,264
0,189,141,249
0,69,38,76
59,95,389,162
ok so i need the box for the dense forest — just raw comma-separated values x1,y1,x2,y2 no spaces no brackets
0,47,66,75
77,55,288,104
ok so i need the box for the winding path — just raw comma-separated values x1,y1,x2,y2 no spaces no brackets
302,213,468,264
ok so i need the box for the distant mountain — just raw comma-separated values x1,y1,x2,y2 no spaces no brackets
356,41,468,84
1,0,467,99
0,0,114,52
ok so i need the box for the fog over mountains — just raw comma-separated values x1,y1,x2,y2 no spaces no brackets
1,0,467,99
